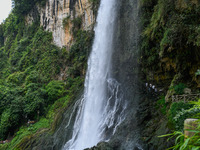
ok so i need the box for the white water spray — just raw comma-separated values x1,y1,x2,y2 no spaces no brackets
63,0,127,149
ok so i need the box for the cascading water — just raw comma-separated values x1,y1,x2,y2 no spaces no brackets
62,0,127,149
14,0,144,149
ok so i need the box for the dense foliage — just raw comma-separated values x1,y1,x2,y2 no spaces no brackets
141,0,200,149
168,102,193,130
141,0,200,84
161,100,200,149
12,0,47,16
0,6,93,141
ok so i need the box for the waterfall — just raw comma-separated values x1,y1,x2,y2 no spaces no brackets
63,0,127,149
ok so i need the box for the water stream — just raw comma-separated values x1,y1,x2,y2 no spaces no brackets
62,0,127,149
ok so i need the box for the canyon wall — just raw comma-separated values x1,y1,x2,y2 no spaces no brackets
25,0,95,47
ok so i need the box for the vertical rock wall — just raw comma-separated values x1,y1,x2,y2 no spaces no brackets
26,0,95,47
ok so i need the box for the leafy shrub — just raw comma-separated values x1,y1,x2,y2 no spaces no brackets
173,107,200,131
62,16,71,27
24,85,46,119
160,129,200,150
0,108,21,139
72,17,83,35
7,72,25,85
174,83,186,95
46,80,65,103
168,101,193,130
161,99,200,149
156,96,167,115
25,71,41,84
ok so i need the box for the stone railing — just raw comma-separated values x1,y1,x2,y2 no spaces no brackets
171,94,200,103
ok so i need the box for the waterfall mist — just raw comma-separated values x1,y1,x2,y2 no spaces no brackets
63,0,127,149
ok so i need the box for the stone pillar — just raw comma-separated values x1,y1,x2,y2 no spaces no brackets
184,118,198,137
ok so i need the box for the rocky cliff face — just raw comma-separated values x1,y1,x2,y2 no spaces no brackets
26,0,95,47
140,0,200,90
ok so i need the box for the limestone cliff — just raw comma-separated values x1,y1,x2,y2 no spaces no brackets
25,0,96,47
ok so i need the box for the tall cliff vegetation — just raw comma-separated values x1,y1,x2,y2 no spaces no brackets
1,0,200,149
141,0,200,86
140,0,200,149
0,0,94,146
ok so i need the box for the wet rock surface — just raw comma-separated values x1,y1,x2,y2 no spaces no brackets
84,142,113,150
136,91,173,150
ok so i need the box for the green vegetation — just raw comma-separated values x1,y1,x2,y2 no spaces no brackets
173,83,186,95
141,0,200,148
46,80,65,103
2,118,50,150
0,76,83,150
169,83,187,95
71,17,83,35
62,16,71,27
141,0,200,82
160,130,200,150
12,0,47,16
160,100,200,149
88,0,100,16
168,102,193,130
156,96,167,115
0,0,94,144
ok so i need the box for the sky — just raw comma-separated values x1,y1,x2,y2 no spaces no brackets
0,0,12,23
